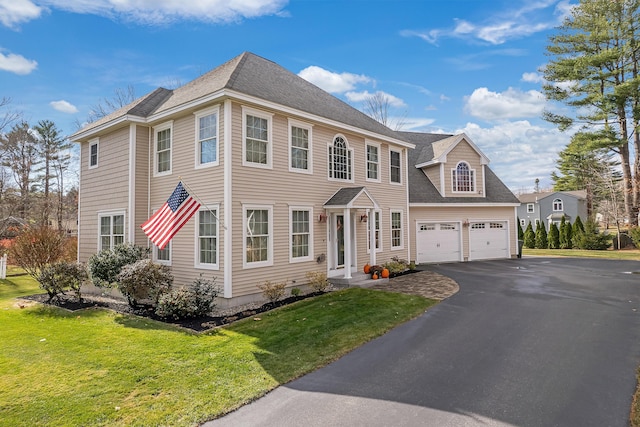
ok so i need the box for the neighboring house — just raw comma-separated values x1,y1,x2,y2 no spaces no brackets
517,190,587,230
0,216,27,239
403,132,520,263
71,52,520,307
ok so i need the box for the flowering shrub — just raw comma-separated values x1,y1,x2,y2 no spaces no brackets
38,262,88,302
87,243,149,287
116,259,173,308
155,276,219,319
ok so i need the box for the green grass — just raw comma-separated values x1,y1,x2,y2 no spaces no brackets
523,248,640,261
0,274,435,426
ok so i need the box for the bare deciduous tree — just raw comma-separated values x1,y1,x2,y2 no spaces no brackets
363,92,407,131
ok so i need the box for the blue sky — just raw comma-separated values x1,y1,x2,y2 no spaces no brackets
0,0,576,192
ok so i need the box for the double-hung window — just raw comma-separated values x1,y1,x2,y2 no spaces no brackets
290,207,312,262
89,138,99,169
390,149,401,184
195,107,218,167
452,161,475,192
197,209,218,269
527,203,534,213
290,120,312,173
328,135,352,181
243,108,272,168
244,205,273,267
99,212,125,251
155,243,171,265
154,122,173,176
366,143,380,182
391,210,403,249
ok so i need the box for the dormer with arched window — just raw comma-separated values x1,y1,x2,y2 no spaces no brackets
452,161,475,193
553,198,563,211
328,135,353,182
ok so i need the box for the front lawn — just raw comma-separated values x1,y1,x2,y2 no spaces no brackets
0,274,435,426
523,248,640,261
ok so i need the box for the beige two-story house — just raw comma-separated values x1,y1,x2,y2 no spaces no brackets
71,52,416,307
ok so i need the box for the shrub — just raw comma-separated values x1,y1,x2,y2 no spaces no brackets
116,259,173,308
574,221,610,250
290,287,301,297
88,243,149,287
383,259,408,274
155,276,219,320
9,226,67,280
305,271,330,293
38,262,88,302
517,218,524,240
523,222,535,249
257,280,287,305
629,227,640,248
548,223,560,249
559,217,572,249
535,221,548,249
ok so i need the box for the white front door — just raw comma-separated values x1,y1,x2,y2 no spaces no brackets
328,212,356,275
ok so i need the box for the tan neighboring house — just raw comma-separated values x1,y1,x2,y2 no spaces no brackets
402,132,521,263
71,52,521,307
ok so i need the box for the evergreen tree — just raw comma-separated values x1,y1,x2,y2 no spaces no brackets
572,216,585,247
560,217,573,249
574,220,611,250
535,221,548,249
524,222,536,249
548,223,560,249
517,218,524,240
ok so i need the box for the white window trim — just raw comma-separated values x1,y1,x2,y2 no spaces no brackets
389,148,402,185
327,134,354,183
288,119,313,175
390,209,404,250
154,242,171,266
153,121,173,177
365,141,381,183
553,198,563,212
520,219,526,227
367,209,383,253
242,106,273,169
194,106,220,169
527,203,534,213
88,138,99,169
195,205,220,270
97,210,126,251
451,161,476,193
242,204,274,268
289,206,314,263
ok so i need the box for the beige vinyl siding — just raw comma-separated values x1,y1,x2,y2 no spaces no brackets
78,127,130,262
444,141,484,197
228,101,410,299
134,125,150,245
409,205,517,261
145,103,226,287
423,166,441,194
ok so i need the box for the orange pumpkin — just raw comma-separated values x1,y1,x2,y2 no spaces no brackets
364,263,371,274
381,268,390,279
372,272,379,280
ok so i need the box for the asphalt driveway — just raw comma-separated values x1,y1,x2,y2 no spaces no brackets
205,257,640,427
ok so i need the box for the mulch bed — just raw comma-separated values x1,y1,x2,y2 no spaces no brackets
21,292,322,333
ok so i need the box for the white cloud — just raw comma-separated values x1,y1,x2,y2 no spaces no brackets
464,87,546,121
50,100,79,114
0,0,42,29
0,50,37,74
31,0,288,25
298,65,372,94
456,120,570,191
522,72,544,83
345,90,405,107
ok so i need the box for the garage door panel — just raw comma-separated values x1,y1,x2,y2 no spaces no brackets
469,221,508,260
416,222,461,264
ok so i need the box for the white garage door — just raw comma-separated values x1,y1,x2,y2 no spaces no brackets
469,221,509,260
416,222,461,264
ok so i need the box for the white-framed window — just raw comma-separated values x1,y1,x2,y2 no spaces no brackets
452,161,475,192
289,119,312,174
196,208,219,269
290,207,313,262
328,135,353,181
534,219,540,227
243,107,273,168
366,142,380,182
553,198,563,211
195,106,219,168
154,121,173,176
89,138,99,169
154,242,171,266
520,218,526,227
527,203,534,213
243,205,273,268
367,210,382,252
390,149,402,184
98,211,125,251
390,210,403,249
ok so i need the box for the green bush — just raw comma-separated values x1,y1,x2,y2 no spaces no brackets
535,221,548,249
559,217,572,249
517,218,524,240
573,221,610,250
116,259,173,308
629,227,640,248
383,260,408,274
156,276,219,320
523,222,535,249
87,243,149,287
290,287,301,297
305,271,330,293
548,223,560,249
38,262,88,302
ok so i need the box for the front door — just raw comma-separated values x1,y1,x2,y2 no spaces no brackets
336,214,345,267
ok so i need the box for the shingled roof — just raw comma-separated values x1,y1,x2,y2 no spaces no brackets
72,52,410,145
400,131,519,205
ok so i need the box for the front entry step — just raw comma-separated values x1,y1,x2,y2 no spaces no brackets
329,272,389,288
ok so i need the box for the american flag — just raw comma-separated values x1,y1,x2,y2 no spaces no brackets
141,182,201,249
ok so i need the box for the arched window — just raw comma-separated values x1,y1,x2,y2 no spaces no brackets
452,162,474,192
329,136,352,181
553,198,563,211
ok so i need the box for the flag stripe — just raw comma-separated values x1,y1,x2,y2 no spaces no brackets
140,182,201,250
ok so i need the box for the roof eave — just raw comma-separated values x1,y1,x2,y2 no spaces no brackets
70,115,147,143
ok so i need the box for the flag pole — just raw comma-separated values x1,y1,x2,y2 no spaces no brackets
179,177,228,230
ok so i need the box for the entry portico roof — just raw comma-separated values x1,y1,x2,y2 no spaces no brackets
323,187,379,209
